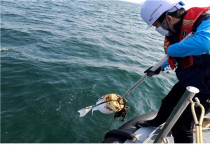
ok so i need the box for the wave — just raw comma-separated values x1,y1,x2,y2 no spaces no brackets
0,47,14,52
119,0,143,4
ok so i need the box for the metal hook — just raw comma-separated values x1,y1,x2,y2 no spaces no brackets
194,97,200,107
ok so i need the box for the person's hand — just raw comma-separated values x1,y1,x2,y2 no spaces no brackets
144,66,161,77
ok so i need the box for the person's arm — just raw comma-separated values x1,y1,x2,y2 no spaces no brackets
161,60,171,71
167,19,210,57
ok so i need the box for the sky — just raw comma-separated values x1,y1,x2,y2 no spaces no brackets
121,0,210,9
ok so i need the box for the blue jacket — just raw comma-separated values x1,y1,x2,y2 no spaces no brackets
162,19,210,70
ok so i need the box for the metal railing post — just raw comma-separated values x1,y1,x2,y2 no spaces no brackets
154,86,199,143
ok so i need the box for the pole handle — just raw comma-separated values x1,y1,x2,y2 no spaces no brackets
122,55,168,98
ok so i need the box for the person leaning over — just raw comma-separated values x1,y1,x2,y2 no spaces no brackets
136,0,210,143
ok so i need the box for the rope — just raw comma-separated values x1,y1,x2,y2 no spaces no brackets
104,118,117,134
190,98,205,143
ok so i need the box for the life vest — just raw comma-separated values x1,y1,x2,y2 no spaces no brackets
164,7,210,70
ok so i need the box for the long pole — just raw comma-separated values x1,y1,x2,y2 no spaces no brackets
122,55,168,98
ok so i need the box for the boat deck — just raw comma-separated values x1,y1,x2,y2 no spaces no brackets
125,113,210,143
125,127,210,143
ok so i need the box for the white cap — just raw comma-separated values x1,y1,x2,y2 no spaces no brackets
140,0,183,29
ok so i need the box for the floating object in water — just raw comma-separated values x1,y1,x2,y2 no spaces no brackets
78,56,169,117
78,94,126,117
78,55,169,121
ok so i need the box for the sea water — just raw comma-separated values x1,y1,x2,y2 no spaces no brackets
1,0,177,143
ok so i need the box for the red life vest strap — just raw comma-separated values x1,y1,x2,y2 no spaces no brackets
164,37,175,70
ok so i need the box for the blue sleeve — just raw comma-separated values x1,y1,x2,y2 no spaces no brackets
161,60,173,71
167,19,210,57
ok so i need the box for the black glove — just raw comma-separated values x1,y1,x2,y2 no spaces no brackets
144,66,161,77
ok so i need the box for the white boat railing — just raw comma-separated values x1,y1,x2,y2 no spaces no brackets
153,86,200,143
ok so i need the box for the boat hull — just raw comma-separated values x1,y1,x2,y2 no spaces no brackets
103,111,158,143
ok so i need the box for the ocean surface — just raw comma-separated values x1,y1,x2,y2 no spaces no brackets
1,0,177,143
